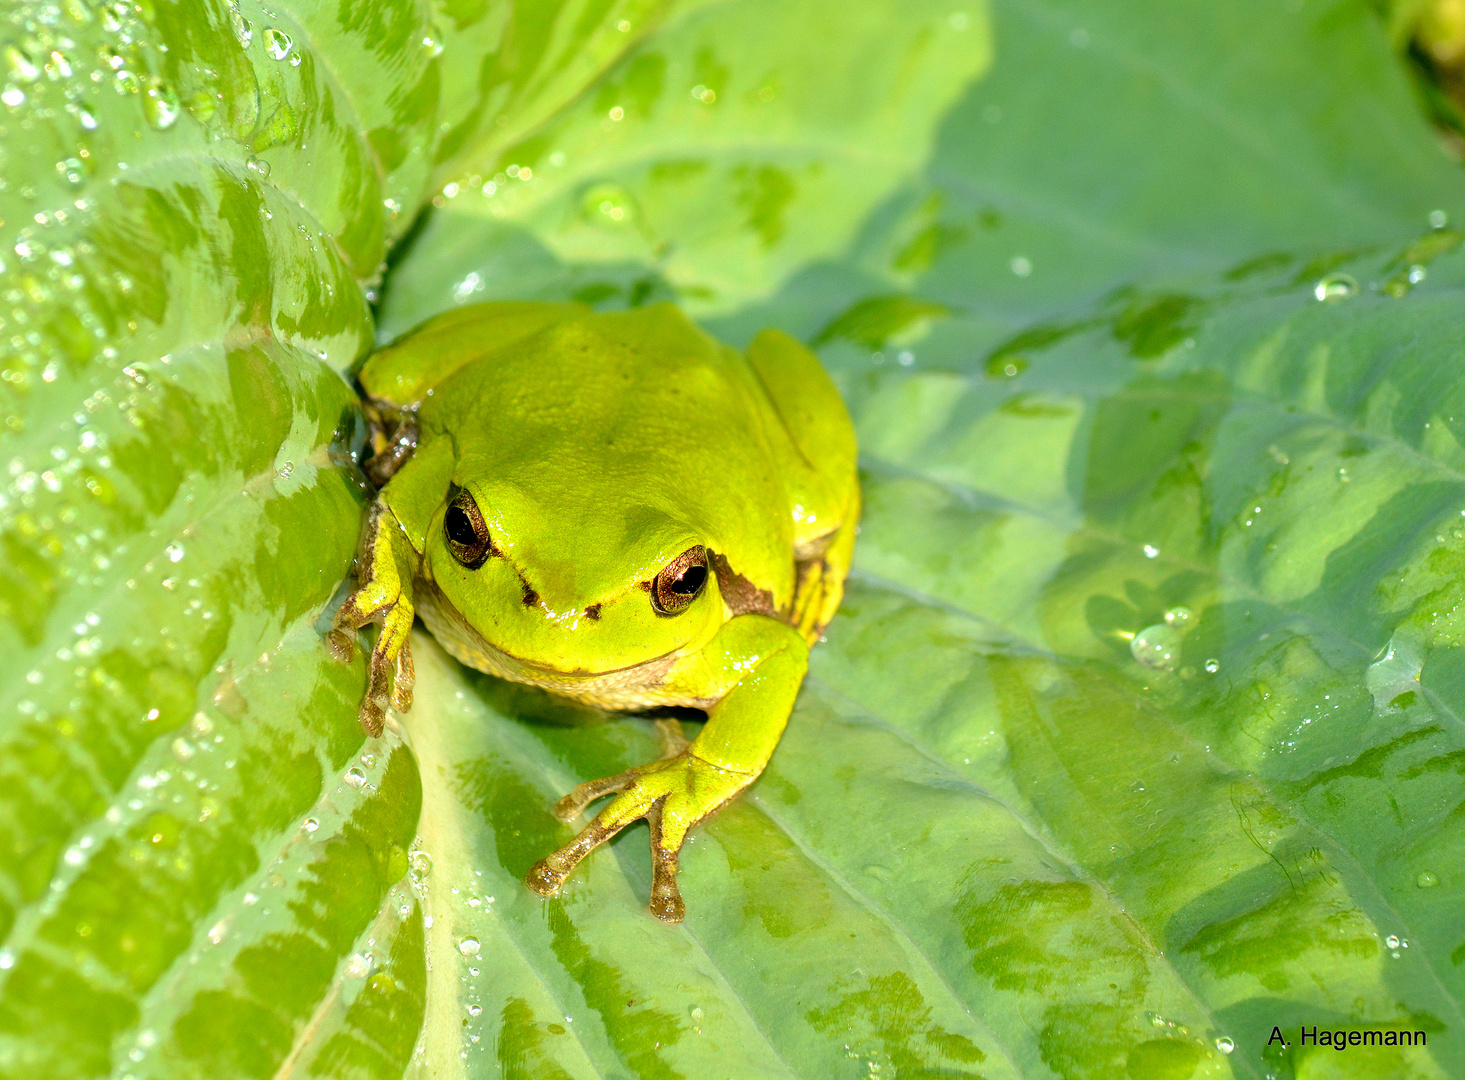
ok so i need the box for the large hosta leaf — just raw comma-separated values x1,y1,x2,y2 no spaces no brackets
380,1,1465,1078
7,0,1465,1073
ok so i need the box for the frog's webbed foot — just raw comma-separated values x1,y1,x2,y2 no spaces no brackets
525,751,753,923
328,504,417,736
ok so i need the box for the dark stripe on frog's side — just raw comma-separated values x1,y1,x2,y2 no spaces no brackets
709,551,776,618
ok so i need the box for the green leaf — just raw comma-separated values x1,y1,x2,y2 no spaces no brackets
377,0,989,330
9,0,1465,1075
381,1,1465,1078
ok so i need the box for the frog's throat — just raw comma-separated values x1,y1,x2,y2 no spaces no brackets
414,580,690,712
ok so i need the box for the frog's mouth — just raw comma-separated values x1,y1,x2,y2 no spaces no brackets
414,580,686,710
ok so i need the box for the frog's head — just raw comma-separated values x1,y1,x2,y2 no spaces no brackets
422,481,724,676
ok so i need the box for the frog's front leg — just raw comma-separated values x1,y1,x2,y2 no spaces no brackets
526,616,809,921
327,501,419,736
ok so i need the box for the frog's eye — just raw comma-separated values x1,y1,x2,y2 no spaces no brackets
651,546,709,615
444,490,493,569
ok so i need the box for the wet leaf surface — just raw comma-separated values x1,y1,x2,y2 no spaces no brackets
5,0,1465,1076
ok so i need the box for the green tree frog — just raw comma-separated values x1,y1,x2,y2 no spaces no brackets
328,301,858,921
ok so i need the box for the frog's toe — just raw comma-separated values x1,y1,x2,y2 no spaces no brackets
357,644,396,737
552,766,642,821
647,801,685,923
525,817,617,897
391,641,415,712
358,696,386,738
326,627,356,664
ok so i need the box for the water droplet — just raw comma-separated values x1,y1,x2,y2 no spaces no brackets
1131,624,1181,670
4,45,41,84
453,271,483,301
408,850,432,881
1417,871,1439,888
1367,631,1423,710
1385,934,1401,949
1009,255,1032,277
1314,273,1358,302
458,936,481,957
143,77,179,129
346,952,371,977
1129,778,1145,792
1163,605,1193,628
263,27,293,60
369,972,396,994
345,765,367,788
245,156,270,178
467,1003,482,1016
76,104,97,129
1142,544,1160,558
1204,658,1220,674
1430,209,1448,230
232,8,253,47
302,817,319,832
1,86,26,109
165,541,184,562
1215,1036,1235,1054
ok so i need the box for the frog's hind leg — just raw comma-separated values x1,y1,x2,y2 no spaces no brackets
788,484,861,645
743,329,860,644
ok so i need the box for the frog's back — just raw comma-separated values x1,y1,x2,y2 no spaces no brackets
360,302,856,614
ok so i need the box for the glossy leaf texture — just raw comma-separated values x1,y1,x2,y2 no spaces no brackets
0,0,705,1074
382,1,1465,1078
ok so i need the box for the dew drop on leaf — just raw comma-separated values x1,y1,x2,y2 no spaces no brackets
142,77,179,129
1163,605,1193,627
1131,624,1180,670
4,45,41,84
458,936,481,957
1314,273,1358,302
263,27,293,60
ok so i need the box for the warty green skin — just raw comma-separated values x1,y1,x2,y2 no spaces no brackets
329,301,859,921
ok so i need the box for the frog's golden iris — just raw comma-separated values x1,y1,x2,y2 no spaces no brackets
329,301,858,921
